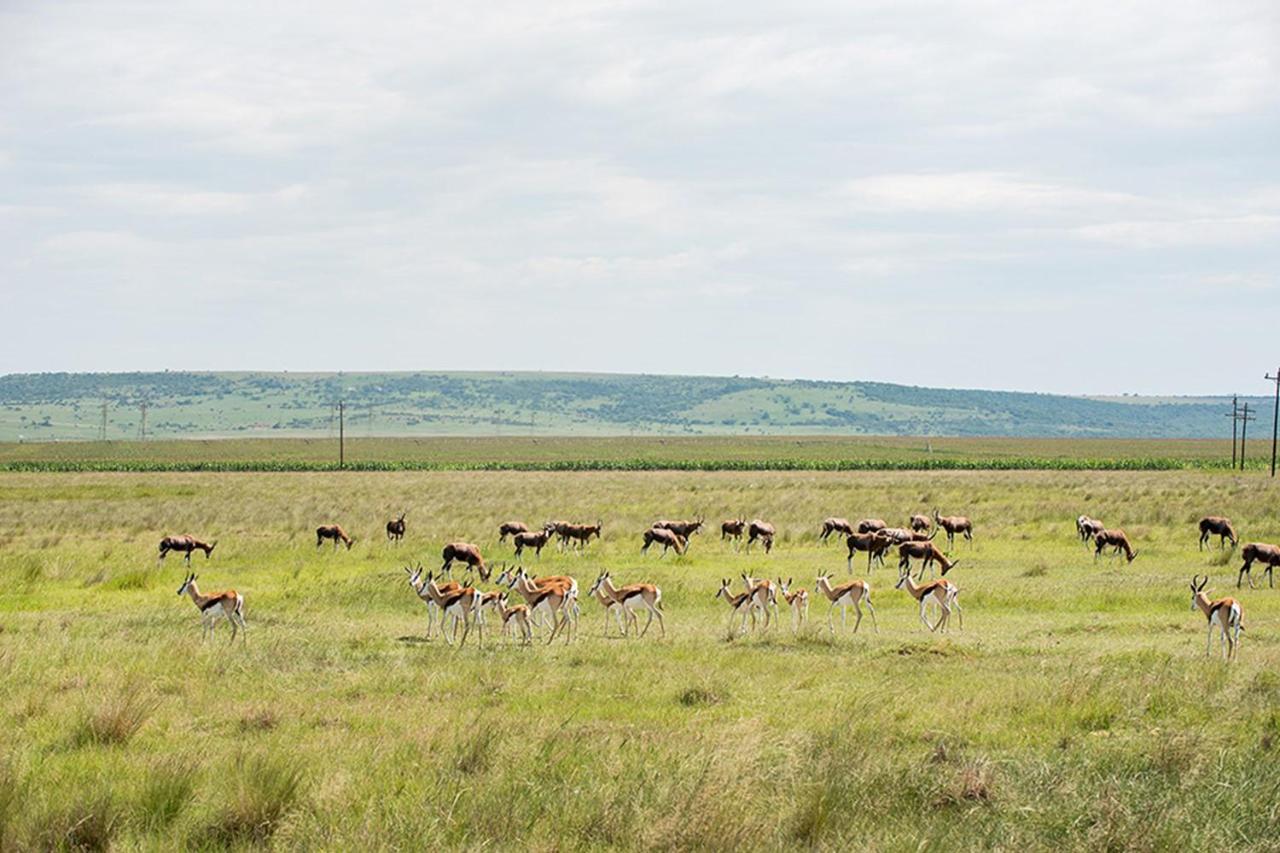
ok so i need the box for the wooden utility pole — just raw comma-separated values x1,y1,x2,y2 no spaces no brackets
138,401,148,440
338,401,346,469
1227,396,1239,468
1267,370,1280,477
100,400,108,441
1239,403,1257,470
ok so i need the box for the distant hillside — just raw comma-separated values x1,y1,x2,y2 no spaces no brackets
0,371,1259,441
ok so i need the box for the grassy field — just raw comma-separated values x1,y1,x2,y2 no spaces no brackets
3,468,1280,849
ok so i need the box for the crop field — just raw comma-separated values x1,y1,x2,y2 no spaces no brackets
3,467,1280,850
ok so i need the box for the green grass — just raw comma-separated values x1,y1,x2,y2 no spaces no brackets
2,468,1280,848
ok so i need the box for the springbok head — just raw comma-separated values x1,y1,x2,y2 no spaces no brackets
177,573,196,596
588,571,609,598
1190,575,1209,610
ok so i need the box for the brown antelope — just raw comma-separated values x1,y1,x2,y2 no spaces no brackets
512,528,553,559
746,520,775,553
776,578,809,632
589,571,665,638
422,571,482,647
845,531,892,572
1094,529,1137,563
716,578,762,636
909,514,932,533
1237,542,1280,588
641,527,686,557
1189,575,1243,660
742,573,780,630
897,540,959,580
316,524,354,550
1198,516,1237,550
856,518,887,534
494,591,532,646
895,567,961,632
441,542,488,580
814,574,876,634
158,535,217,565
498,521,529,543
176,572,246,643
721,518,747,545
654,517,704,540
1076,515,1105,546
933,509,973,549
560,521,603,552
819,517,855,542
385,513,406,542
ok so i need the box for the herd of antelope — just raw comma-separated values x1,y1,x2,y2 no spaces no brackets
161,507,1265,660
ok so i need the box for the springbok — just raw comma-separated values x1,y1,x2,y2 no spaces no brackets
316,524,354,550
1076,515,1105,546
158,535,217,565
176,572,246,643
406,565,448,640
716,578,762,636
654,518,704,540
895,567,961,633
498,567,580,637
933,510,973,549
641,527,686,557
512,528,553,559
897,540,959,580
525,581,576,645
498,521,529,543
721,518,747,546
741,573,780,630
819,518,855,542
845,531,892,572
1189,575,1243,660
856,518,887,534
441,542,488,580
587,571,628,636
1198,516,1237,551
776,578,809,633
422,571,482,647
814,574,877,635
1094,529,1138,563
589,571,665,638
494,591,532,645
909,514,932,533
560,521,603,552
1237,542,1280,588
746,520,775,553
385,513,407,542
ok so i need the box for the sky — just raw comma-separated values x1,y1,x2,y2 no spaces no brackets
1,0,1277,395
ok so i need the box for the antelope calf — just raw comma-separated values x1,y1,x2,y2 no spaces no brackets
316,524,354,550
176,572,246,643
897,540,959,580
385,513,407,542
814,574,876,635
933,509,973,549
1093,529,1138,563
716,578,761,636
721,518,747,546
498,521,529,543
1237,542,1280,588
1198,516,1237,551
641,526,686,557
746,520,775,553
1076,515,1104,546
846,531,892,573
589,571,665,638
494,591,532,646
158,535,217,565
1189,575,1243,660
777,578,809,633
895,567,961,633
512,528,553,559
819,517,855,542
442,542,488,580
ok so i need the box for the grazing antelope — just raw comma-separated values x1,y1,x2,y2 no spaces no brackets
1076,515,1105,546
422,571,482,647
494,591,532,646
641,526,686,557
498,521,529,543
1094,529,1138,563
559,521,603,552
385,512,407,542
877,527,931,546
721,518,747,546
742,573,780,630
316,524,354,550
158,535,217,565
856,518,887,534
746,520,775,553
814,574,876,635
176,572,246,643
716,578,762,636
441,542,488,580
897,540,959,580
590,571,665,638
933,509,973,549
845,531,892,572
1189,575,1243,660
895,567,961,633
909,514,932,533
1237,542,1280,588
512,528,553,559
819,517,855,542
654,517,704,540
777,578,809,633
1198,516,1237,551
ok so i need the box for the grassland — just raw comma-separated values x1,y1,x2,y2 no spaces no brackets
3,467,1280,849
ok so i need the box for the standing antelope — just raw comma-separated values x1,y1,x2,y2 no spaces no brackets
587,570,628,636
856,518,887,534
512,528,553,559
814,574,876,635
316,524,354,550
498,521,529,543
589,571,665,638
422,571,482,647
777,578,809,633
716,578,762,636
1094,529,1138,563
1237,542,1280,588
641,527,686,557
819,518,855,542
498,567,580,638
1076,515,1105,546
721,518,747,546
897,540,959,580
441,542,488,580
385,513,407,542
933,510,973,549
909,514,932,534
746,520,775,553
405,565,454,640
742,573,780,630
560,521,603,552
846,531,892,573
176,572,246,643
494,591,532,646
895,567,961,633
1198,516,1237,551
1189,575,1243,660
158,535,217,565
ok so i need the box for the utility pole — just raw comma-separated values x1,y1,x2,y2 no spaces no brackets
100,400,108,441
138,401,148,440
338,401,345,469
1240,402,1257,470
1227,396,1239,468
1267,370,1280,477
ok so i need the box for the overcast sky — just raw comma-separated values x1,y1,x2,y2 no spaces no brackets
1,1,1277,394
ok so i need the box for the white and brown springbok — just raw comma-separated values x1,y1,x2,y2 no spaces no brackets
1076,515,1105,546
1189,575,1243,660
933,509,973,549
897,540,959,580
589,571,665,638
654,517,704,540
158,535,217,565
741,573,780,630
494,591,532,646
512,528,553,559
716,578,762,636
1094,529,1138,563
422,571,482,647
499,567,580,638
895,567,961,633
909,514,932,534
1198,516,1237,551
814,574,876,635
721,518,747,547
587,570,628,636
856,518,887,534
441,542,488,580
846,531,893,573
405,565,448,640
776,578,809,633
498,521,529,543
746,520,775,553
385,513,407,542
316,524,354,550
176,572,246,643
1237,543,1280,588
641,526,686,557
819,518,855,542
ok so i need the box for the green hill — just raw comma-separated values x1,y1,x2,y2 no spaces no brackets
0,371,1259,441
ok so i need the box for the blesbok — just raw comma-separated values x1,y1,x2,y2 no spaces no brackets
895,567,962,633
845,531,892,573
1094,529,1138,563
897,540,959,580
512,528,553,559
589,571,665,638
1189,575,1243,661
933,510,973,549
1198,516,1237,551
1237,542,1280,588
654,517,704,540
385,513,406,542
560,521,603,552
441,542,488,580
498,521,529,543
641,527,686,557
814,574,876,635
176,572,246,643
721,518,747,545
716,578,762,636
856,518,887,534
742,573,780,630
819,518,855,542
877,527,931,545
422,571,482,647
158,535,217,565
494,591,532,646
746,520,775,553
777,578,809,633
909,514,932,533
316,524,354,550
1076,515,1105,546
